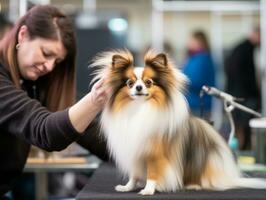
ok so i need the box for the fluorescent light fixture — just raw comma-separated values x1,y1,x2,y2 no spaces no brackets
108,18,128,32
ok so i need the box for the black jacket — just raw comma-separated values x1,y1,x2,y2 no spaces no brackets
225,39,260,101
0,63,108,196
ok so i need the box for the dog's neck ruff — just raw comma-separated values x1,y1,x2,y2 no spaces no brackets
103,91,188,135
101,91,189,174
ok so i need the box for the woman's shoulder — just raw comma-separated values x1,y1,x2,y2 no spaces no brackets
189,52,209,63
194,51,211,59
194,52,214,64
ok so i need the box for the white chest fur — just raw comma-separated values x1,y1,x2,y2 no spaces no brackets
101,92,188,175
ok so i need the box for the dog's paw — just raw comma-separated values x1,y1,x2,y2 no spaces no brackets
185,184,202,190
115,184,132,192
138,188,155,195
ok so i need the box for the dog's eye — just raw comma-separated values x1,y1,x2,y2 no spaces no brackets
144,79,153,88
126,79,134,88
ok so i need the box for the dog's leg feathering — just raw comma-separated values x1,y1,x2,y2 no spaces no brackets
115,177,137,192
138,138,169,195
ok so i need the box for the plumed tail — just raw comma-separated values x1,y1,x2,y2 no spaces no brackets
186,117,266,190
235,178,266,189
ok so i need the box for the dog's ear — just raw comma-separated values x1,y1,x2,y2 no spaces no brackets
153,53,168,66
145,52,168,68
112,54,130,69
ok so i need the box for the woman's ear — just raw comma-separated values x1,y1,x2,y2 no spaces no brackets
17,25,30,44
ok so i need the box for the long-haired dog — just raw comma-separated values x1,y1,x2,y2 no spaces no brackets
91,49,266,195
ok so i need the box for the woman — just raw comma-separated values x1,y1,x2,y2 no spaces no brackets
0,5,108,197
182,30,216,117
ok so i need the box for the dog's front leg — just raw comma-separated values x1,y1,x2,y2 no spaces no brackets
139,140,168,195
139,179,157,195
115,177,137,192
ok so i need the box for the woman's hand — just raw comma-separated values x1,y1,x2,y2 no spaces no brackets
89,78,109,109
68,78,110,133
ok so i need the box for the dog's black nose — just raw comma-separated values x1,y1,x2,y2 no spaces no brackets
136,85,142,92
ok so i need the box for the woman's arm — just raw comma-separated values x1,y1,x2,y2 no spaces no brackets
69,79,108,133
76,117,109,161
0,69,108,151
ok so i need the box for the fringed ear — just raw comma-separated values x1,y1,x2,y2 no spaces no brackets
112,54,130,69
145,51,168,68
90,50,133,84
153,53,168,66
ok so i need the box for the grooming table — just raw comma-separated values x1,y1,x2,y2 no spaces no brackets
76,163,266,200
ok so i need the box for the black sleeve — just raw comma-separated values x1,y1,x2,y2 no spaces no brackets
225,47,242,80
76,117,110,161
0,72,81,152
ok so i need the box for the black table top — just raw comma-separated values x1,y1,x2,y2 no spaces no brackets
76,163,266,200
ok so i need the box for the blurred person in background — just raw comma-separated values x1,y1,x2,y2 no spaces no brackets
182,30,216,118
225,26,261,150
0,5,108,199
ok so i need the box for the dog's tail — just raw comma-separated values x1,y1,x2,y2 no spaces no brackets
191,117,266,190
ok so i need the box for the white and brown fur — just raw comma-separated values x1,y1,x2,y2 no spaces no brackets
91,49,266,195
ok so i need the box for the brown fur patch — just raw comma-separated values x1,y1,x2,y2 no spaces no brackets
142,67,168,108
148,86,168,108
144,52,177,99
112,87,131,112
200,162,216,188
125,67,137,81
146,137,170,182
110,67,136,113
142,66,156,79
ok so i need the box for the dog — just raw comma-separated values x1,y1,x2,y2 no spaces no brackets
91,49,266,195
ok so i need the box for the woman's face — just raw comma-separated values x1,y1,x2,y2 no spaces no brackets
187,37,202,52
17,25,66,81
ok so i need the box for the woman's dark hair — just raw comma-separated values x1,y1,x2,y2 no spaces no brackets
0,5,77,111
192,30,210,52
